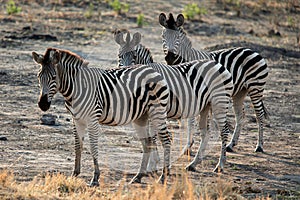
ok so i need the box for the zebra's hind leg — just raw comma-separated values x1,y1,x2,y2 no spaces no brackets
87,121,101,187
249,90,269,153
185,105,210,172
149,108,171,184
146,122,159,175
213,121,230,173
180,118,195,156
211,99,230,173
226,89,247,152
72,120,86,177
157,133,171,184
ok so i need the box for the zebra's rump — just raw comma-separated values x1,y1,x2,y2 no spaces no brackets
146,60,233,119
210,47,268,95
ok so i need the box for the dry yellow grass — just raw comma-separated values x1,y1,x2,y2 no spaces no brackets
0,169,267,200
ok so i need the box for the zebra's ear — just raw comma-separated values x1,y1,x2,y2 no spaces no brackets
114,30,126,46
125,31,131,44
159,13,168,27
176,14,184,27
50,50,60,65
32,52,44,64
131,32,141,47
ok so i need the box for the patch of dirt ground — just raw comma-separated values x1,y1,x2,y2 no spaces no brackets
0,0,299,199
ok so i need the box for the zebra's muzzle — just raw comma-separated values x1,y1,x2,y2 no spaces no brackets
165,51,183,65
38,94,51,111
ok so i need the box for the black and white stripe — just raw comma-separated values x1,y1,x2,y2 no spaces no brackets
32,47,171,185
147,60,233,173
159,13,269,156
114,33,234,173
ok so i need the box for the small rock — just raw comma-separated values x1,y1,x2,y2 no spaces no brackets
0,136,8,141
40,114,57,125
268,29,281,37
0,71,7,76
244,186,261,193
277,189,290,196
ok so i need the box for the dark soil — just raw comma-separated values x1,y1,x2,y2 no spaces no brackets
0,0,299,199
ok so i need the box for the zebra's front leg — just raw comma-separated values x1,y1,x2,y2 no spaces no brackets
130,137,152,184
131,117,152,184
157,135,171,184
186,106,210,172
72,120,86,177
147,140,159,176
87,121,100,187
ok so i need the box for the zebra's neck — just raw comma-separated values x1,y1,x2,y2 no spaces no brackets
177,30,211,62
135,44,153,64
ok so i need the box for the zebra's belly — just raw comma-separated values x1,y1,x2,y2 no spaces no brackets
98,112,133,126
98,106,144,126
166,97,200,119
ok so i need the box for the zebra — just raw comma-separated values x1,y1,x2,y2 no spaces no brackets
159,13,269,166
114,29,162,174
32,47,172,186
114,29,153,67
113,32,234,174
114,29,199,163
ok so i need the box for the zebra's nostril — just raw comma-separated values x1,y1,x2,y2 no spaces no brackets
38,94,51,111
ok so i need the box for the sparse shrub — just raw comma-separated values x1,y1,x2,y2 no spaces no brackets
182,3,207,20
287,16,297,28
84,3,94,19
137,13,144,28
6,0,22,15
217,0,241,16
229,0,241,16
109,0,129,15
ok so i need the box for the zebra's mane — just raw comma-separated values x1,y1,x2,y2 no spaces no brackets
44,47,89,67
136,44,153,62
165,13,177,30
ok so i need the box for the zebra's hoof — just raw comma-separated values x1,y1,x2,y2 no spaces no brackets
129,178,141,184
147,170,158,177
213,166,223,173
255,146,264,153
226,146,234,152
129,173,144,184
157,174,167,184
88,181,100,187
185,164,196,172
183,148,192,156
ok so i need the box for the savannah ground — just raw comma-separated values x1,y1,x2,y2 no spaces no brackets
0,0,299,199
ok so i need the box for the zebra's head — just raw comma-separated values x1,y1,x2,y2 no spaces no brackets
114,29,141,67
32,49,60,112
159,13,189,65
